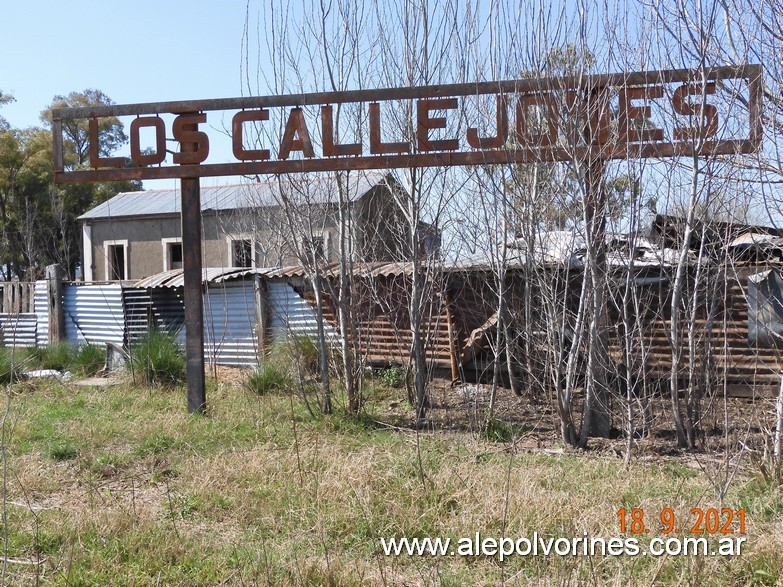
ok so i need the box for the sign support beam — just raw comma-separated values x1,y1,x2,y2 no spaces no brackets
181,177,206,414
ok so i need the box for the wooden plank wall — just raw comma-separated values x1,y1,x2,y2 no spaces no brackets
0,282,36,314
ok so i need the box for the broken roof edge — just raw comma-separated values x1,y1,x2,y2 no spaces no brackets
133,267,284,288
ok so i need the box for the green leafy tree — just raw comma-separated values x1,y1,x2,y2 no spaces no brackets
0,90,139,279
0,122,52,278
0,91,14,130
40,89,127,167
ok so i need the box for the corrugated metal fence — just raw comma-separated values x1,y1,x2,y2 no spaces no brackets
204,281,258,366
0,314,38,347
64,283,125,346
268,281,333,344
34,281,48,346
0,276,329,368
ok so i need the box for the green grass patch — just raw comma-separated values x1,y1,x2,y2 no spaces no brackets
46,439,79,461
0,347,31,383
72,343,106,376
245,362,289,395
130,330,186,387
0,375,779,586
30,341,76,371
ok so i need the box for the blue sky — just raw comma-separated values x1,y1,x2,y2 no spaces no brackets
1,1,258,188
1,1,776,228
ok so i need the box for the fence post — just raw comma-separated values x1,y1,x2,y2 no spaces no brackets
46,264,65,344
255,274,270,356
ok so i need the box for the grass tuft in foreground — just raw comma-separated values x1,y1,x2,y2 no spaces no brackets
130,330,186,386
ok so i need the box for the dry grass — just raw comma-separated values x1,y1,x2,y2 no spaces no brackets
0,372,781,586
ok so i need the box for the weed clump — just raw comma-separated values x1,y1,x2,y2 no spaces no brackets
480,418,515,443
31,341,75,371
72,344,105,377
131,330,185,387
245,363,289,395
47,440,78,461
268,335,320,377
0,342,105,381
378,362,406,388
0,347,28,383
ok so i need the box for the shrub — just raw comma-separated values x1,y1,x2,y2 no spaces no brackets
268,336,320,377
245,363,289,395
293,335,320,375
72,344,105,377
480,418,515,443
131,330,185,387
379,363,406,388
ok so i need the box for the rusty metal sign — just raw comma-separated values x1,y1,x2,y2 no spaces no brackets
52,65,761,184
52,64,762,416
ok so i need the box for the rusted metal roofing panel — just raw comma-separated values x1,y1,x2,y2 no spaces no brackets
133,269,184,289
133,267,279,289
730,232,783,247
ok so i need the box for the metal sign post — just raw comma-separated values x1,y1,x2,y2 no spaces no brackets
178,113,209,414
181,175,206,414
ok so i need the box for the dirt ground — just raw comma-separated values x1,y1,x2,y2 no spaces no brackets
400,378,779,463
205,364,778,465
209,364,251,387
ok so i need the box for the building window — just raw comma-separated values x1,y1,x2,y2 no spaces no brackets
104,241,128,280
302,232,329,263
232,238,254,268
163,238,183,271
168,242,183,270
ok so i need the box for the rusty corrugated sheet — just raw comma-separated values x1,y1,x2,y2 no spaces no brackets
134,267,278,289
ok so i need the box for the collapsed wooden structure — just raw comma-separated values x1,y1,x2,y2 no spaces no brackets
290,226,783,399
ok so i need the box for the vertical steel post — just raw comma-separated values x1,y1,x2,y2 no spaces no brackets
181,176,206,414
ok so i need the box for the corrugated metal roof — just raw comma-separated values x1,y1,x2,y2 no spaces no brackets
79,173,389,220
135,244,681,290
135,268,256,288
730,232,783,247
133,266,295,288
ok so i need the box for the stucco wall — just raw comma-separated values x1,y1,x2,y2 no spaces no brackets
85,211,341,281
83,183,416,281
